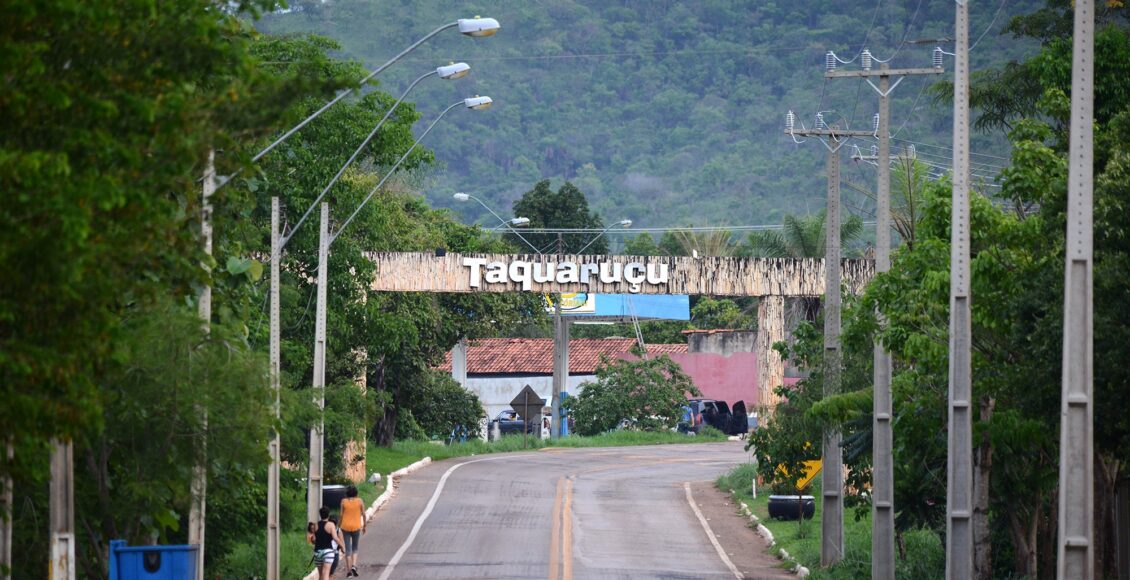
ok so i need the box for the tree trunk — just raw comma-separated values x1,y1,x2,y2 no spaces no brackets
1039,488,1058,580
972,395,995,579
1007,501,1040,578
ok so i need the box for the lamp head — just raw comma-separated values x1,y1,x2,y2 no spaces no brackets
458,17,500,37
437,62,471,79
464,96,493,110
511,217,531,227
618,219,632,228
453,192,470,202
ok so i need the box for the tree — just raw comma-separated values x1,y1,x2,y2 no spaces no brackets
510,180,608,255
568,354,701,435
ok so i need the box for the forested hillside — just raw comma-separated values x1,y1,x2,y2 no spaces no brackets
259,0,1040,229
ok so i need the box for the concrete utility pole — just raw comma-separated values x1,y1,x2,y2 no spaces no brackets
307,204,330,525
1057,0,1095,577
948,2,974,578
267,197,282,579
824,57,941,580
48,441,74,580
187,150,215,580
784,125,873,567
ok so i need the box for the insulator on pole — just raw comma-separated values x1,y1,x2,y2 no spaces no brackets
933,47,944,69
861,48,873,71
815,112,826,130
786,110,796,132
871,145,878,158
826,51,837,72
908,144,917,159
872,113,880,134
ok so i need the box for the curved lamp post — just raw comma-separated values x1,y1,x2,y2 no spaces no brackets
284,62,472,247
302,96,493,528
252,18,498,164
575,219,633,254
453,192,540,254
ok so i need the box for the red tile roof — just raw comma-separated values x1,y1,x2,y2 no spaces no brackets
439,338,688,374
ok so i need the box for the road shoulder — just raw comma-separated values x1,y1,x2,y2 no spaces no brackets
688,481,795,580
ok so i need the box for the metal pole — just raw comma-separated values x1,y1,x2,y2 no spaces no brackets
947,3,974,578
267,197,281,580
1,440,10,579
47,441,73,580
1057,0,1095,576
307,204,330,525
551,302,569,439
188,150,214,580
872,65,896,580
821,139,844,567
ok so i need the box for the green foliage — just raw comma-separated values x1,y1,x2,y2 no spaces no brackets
509,180,609,254
400,372,486,440
569,354,701,436
257,0,1042,228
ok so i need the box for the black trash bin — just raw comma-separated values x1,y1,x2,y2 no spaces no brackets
322,484,348,510
767,495,816,520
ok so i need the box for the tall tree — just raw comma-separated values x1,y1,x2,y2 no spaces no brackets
510,180,608,255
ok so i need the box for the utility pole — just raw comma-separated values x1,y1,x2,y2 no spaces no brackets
1057,0,1095,577
48,441,73,580
307,204,330,525
785,123,873,567
267,197,282,580
948,2,974,578
551,300,569,439
825,53,942,580
188,150,215,580
1,440,10,578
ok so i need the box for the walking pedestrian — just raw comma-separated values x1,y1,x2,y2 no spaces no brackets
307,506,345,580
339,485,366,577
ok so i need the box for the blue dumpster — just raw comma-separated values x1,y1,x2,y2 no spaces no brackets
108,540,198,580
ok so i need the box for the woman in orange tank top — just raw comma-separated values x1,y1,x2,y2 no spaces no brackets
339,485,366,577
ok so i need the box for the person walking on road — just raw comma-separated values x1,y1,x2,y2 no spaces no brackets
339,485,367,577
308,506,346,580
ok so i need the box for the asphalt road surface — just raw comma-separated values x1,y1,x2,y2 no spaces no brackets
354,441,793,580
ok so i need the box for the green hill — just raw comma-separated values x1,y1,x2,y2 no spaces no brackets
257,0,1039,231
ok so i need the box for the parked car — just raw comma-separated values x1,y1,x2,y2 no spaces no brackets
490,410,537,435
679,398,750,436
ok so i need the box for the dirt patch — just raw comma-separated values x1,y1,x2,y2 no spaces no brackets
688,481,796,580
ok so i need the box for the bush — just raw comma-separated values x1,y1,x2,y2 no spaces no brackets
401,371,485,440
568,353,701,436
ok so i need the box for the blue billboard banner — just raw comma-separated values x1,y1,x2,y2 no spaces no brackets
551,293,690,321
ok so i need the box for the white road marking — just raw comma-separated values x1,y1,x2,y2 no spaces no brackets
684,482,743,579
378,455,510,580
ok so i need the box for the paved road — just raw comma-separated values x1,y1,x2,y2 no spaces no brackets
353,441,790,580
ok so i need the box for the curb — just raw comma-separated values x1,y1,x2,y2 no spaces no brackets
730,491,809,578
303,457,433,580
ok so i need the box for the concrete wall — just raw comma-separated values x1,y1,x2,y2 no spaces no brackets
686,331,757,356
467,374,593,420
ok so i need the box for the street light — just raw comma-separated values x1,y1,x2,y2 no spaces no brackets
283,62,473,246
492,217,531,230
453,192,539,253
575,219,632,254
219,17,499,188
301,96,493,527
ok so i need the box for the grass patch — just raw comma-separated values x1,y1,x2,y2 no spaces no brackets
716,463,944,579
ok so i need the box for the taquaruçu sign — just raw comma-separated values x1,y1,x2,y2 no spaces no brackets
367,252,874,298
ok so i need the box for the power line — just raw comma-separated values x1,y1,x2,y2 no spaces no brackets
970,0,1010,51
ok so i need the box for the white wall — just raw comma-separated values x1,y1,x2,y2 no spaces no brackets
467,374,593,420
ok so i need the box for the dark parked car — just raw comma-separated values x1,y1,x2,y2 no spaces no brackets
680,399,750,436
490,410,537,435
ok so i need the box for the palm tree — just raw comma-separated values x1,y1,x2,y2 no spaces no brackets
844,154,931,251
743,210,864,322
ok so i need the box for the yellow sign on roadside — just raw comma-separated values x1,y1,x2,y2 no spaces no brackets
795,460,823,491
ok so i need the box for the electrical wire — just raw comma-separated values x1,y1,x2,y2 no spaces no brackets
970,0,1010,52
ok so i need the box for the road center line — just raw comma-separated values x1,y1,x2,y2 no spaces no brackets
563,476,575,580
684,482,742,579
378,455,509,580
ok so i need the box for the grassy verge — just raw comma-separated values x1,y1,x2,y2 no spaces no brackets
716,463,944,579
